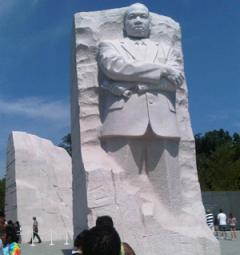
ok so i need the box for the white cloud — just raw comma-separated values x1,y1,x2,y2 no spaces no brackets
0,97,69,122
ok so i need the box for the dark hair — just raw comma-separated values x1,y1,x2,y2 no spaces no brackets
219,209,223,213
5,225,18,244
7,220,13,225
82,226,121,255
96,216,114,228
229,213,233,218
74,229,88,248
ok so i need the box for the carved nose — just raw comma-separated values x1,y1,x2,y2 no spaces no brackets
135,16,142,23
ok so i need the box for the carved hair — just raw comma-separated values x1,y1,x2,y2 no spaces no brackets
124,3,149,20
123,3,151,37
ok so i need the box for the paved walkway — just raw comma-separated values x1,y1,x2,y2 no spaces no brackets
219,238,239,255
21,240,73,255
21,236,239,255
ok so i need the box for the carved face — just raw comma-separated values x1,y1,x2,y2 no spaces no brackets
124,4,150,38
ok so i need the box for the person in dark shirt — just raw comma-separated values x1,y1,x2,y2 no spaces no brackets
29,217,42,244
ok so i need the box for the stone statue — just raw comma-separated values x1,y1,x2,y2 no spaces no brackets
98,3,184,210
71,3,220,255
99,3,183,138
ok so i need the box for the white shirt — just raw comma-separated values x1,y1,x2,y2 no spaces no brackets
217,212,227,225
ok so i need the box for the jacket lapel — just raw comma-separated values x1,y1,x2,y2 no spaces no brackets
144,40,159,63
120,39,136,60
120,38,159,63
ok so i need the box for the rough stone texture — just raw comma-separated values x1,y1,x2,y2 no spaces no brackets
5,131,73,242
71,6,220,255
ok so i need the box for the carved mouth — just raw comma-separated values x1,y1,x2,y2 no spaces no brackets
133,26,145,30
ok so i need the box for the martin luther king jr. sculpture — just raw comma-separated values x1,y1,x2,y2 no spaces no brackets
99,3,184,138
71,3,220,255
98,3,184,209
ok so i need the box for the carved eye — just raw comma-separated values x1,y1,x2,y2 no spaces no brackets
140,14,148,19
127,14,136,20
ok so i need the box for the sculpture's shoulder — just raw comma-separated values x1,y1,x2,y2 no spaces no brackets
98,39,126,56
98,39,123,49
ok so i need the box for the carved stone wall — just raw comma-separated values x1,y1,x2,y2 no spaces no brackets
5,131,73,242
71,6,220,255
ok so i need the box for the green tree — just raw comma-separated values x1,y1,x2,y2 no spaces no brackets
59,133,72,156
195,129,240,191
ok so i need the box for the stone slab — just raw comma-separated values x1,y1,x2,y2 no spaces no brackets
5,131,73,242
71,5,220,255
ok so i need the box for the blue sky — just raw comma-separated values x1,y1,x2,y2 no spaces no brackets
0,0,239,177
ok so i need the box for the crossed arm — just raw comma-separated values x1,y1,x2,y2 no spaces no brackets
98,41,184,88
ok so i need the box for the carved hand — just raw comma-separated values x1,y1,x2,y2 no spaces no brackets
123,89,133,98
164,67,184,87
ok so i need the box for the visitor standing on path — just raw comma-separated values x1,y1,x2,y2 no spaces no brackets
217,209,227,240
206,209,214,234
14,222,21,243
228,213,237,240
29,217,42,244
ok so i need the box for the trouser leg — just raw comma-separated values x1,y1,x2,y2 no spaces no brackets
146,138,181,212
35,232,42,243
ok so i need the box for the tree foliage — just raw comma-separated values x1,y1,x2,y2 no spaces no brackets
58,133,72,156
195,129,240,191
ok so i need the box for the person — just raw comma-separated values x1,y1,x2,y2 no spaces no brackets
96,216,136,255
206,209,214,233
13,222,21,244
98,3,184,209
214,214,219,238
217,209,227,239
72,230,89,254
6,222,13,228
6,222,17,243
82,226,121,255
228,213,237,240
2,225,21,255
29,217,41,244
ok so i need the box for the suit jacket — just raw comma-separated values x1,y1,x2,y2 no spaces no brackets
98,37,183,138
